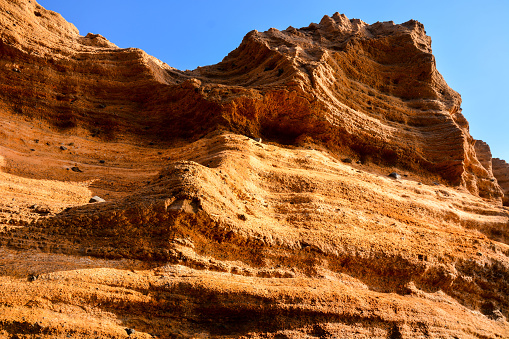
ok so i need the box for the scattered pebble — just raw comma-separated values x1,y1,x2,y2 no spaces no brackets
99,160,105,164
342,158,353,164
125,328,135,336
70,166,82,172
89,196,105,203
254,137,262,143
388,172,401,179
60,146,67,151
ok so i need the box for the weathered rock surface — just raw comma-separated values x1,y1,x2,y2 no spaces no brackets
493,158,509,206
475,140,494,177
0,1,508,338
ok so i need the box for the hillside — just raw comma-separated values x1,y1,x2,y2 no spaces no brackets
0,1,508,338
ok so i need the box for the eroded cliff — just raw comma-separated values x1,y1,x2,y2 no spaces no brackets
493,158,509,207
0,1,508,338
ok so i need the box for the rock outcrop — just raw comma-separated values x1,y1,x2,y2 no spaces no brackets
0,1,508,338
475,140,494,177
493,158,509,206
0,1,503,199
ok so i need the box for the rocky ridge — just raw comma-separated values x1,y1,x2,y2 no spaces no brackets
0,1,508,338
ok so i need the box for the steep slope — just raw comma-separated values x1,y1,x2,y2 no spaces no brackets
0,1,503,199
194,14,503,200
493,158,509,206
0,1,508,338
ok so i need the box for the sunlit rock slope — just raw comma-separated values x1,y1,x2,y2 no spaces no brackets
0,1,508,338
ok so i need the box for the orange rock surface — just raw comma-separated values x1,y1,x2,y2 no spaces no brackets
493,158,509,207
0,1,508,338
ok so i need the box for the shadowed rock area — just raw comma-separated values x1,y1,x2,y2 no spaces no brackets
0,1,508,338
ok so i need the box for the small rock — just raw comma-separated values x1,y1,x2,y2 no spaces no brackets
12,68,21,73
98,103,106,108
125,328,136,336
388,172,401,179
30,205,50,214
99,160,105,164
254,137,262,143
30,148,35,151
60,146,67,151
433,182,440,186
342,158,353,164
70,166,82,172
89,196,105,203
356,160,362,164
28,274,38,282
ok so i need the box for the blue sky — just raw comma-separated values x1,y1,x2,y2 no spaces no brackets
38,0,508,161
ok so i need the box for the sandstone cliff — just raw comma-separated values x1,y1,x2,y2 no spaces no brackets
493,158,509,206
0,1,508,338
0,1,503,199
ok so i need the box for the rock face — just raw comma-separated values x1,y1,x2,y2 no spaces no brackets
0,1,502,199
0,1,509,338
475,140,494,177
493,158,509,206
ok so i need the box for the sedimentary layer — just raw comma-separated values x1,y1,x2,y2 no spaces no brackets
493,158,509,206
0,1,504,199
0,1,508,338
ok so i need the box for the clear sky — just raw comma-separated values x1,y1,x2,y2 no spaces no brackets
38,0,508,162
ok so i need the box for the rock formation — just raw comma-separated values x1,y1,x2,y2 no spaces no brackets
0,1,508,338
493,158,509,206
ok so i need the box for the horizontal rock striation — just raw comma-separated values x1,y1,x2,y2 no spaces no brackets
2,133,509,338
493,158,509,206
195,14,503,200
1,1,509,338
0,1,504,199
